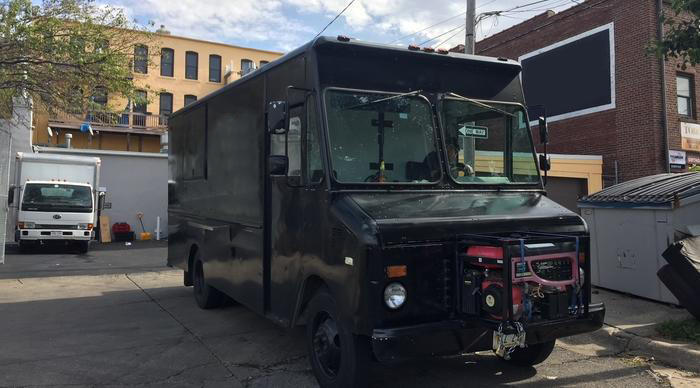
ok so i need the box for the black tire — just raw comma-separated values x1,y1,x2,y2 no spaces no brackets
306,290,370,388
192,255,224,309
499,339,556,366
18,241,32,253
77,241,89,254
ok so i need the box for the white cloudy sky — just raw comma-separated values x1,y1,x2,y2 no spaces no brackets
106,0,580,52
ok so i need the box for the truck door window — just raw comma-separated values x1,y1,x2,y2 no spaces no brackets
306,95,323,184
287,106,303,177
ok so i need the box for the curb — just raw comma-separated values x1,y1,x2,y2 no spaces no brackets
597,325,700,374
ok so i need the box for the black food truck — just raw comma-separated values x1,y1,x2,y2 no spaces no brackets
168,36,605,387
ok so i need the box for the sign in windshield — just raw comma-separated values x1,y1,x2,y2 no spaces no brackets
21,183,93,213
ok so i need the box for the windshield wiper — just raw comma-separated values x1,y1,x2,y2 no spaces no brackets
445,92,516,118
344,89,423,110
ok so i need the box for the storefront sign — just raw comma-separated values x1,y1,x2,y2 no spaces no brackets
681,122,700,152
669,150,687,169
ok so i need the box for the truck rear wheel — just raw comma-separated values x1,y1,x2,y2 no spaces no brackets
192,255,224,309
306,290,370,388
498,339,556,366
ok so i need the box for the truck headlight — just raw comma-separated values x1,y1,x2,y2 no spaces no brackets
384,282,406,309
18,222,35,229
77,223,93,230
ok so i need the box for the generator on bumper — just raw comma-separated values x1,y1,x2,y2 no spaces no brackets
458,232,587,359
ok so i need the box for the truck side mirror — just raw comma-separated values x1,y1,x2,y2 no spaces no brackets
267,101,287,134
7,186,13,205
269,155,288,176
538,116,549,144
539,154,551,172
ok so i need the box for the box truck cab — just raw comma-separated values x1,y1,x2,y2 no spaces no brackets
11,153,100,253
168,37,605,388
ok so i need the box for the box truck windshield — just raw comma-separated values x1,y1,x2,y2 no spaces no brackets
21,183,93,212
440,96,540,184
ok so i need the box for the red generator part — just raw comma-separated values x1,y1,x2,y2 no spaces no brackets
481,279,523,320
112,222,131,234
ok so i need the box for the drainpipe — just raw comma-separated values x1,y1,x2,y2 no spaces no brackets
658,0,671,173
65,133,72,149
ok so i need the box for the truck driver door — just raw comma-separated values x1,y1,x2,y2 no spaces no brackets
267,92,325,325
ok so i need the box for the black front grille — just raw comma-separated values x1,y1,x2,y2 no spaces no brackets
35,224,79,230
532,258,572,281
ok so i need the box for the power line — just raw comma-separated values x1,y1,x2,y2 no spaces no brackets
434,25,466,48
313,0,357,39
419,23,465,46
389,12,465,44
389,0,500,45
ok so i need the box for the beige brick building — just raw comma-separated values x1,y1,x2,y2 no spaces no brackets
34,27,282,152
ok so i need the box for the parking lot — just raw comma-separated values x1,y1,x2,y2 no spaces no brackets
0,243,675,387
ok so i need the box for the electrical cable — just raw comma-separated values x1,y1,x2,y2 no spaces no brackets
418,23,466,46
313,0,357,39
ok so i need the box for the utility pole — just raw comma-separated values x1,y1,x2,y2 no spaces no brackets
465,0,475,54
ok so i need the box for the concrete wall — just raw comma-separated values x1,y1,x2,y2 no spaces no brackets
35,147,168,240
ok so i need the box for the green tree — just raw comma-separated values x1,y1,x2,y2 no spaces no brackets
0,0,156,117
651,0,700,69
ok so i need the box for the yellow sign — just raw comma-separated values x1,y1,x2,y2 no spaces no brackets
681,122,700,152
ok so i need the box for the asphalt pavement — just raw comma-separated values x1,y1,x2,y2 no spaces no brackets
0,243,690,387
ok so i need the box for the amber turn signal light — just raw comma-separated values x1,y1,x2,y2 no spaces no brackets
386,265,407,278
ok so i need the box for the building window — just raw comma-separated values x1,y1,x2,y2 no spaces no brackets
159,92,173,116
159,92,172,125
184,95,197,106
677,74,693,117
185,51,198,80
161,48,174,77
241,59,253,75
91,87,107,108
209,55,221,82
260,60,269,67
134,45,148,74
133,90,147,127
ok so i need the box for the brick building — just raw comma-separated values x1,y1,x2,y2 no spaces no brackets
460,0,699,186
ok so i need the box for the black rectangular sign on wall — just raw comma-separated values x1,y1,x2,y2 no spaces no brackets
520,24,614,121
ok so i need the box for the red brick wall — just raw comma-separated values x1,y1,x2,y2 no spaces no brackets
475,0,699,185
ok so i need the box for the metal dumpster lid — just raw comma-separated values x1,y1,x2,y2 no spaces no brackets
578,172,700,208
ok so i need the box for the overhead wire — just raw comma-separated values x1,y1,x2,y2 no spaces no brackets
313,0,357,39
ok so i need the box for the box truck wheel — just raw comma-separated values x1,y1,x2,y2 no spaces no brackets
306,290,370,388
497,339,556,366
18,241,33,253
192,255,224,309
77,241,89,254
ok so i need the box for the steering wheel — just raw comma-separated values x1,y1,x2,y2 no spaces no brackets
452,162,475,177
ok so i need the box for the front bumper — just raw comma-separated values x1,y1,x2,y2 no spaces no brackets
17,229,93,241
371,302,605,363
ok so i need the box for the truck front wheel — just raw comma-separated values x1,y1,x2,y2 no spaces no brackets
498,339,556,366
306,290,370,388
77,241,89,254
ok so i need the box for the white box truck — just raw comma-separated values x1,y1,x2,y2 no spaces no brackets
9,153,101,253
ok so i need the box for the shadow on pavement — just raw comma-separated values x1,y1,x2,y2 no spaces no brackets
0,275,662,388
